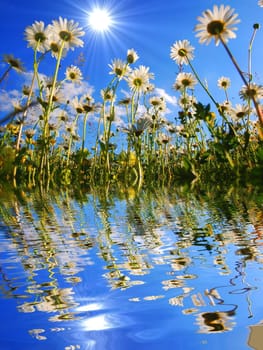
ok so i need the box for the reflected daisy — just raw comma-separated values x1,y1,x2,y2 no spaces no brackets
170,40,195,65
65,65,83,83
25,21,50,53
239,83,263,101
195,5,240,46
50,17,85,51
174,72,197,90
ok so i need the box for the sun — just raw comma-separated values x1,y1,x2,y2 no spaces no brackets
88,7,113,32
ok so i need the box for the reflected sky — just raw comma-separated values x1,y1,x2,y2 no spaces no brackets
1,184,263,349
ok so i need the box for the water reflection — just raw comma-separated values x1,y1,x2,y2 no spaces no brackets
1,183,263,349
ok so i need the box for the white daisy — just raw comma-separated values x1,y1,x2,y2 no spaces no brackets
24,21,50,53
65,65,83,83
174,72,197,90
170,40,195,65
127,65,154,93
50,17,85,51
229,104,251,120
127,49,139,64
149,96,166,112
108,59,129,79
3,54,25,72
239,83,263,101
195,5,240,46
217,76,231,90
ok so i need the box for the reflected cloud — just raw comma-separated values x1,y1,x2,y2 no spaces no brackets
81,313,133,331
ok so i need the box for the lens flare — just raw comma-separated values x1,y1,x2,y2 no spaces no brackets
88,8,113,32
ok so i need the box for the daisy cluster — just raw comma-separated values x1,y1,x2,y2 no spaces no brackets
1,3,263,185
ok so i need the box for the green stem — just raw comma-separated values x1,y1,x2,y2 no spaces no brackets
219,34,263,126
187,58,219,109
0,66,12,84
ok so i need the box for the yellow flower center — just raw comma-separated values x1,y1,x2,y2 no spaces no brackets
133,78,142,86
246,88,257,98
59,30,72,42
8,59,20,69
69,72,76,79
207,20,224,35
115,68,123,76
50,43,59,52
178,48,187,57
182,79,191,87
35,32,46,42
127,54,135,64
236,112,245,118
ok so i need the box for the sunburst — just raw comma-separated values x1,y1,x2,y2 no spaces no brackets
88,7,113,32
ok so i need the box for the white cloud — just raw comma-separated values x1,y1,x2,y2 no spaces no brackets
155,87,177,106
61,80,94,101
0,89,21,112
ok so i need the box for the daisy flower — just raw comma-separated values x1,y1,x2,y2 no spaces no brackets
65,65,83,83
218,100,232,115
149,96,166,111
50,17,85,51
145,83,155,93
47,34,67,58
3,54,25,73
122,115,152,137
126,49,139,64
25,21,50,53
178,93,197,110
258,0,263,7
108,59,129,79
71,96,84,114
101,88,115,102
195,5,240,46
127,65,154,93
217,76,231,90
239,83,263,101
170,40,195,65
80,95,98,113
229,104,251,120
157,132,170,145
173,72,197,90
45,86,64,104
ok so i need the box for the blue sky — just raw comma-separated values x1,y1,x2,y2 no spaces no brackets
1,0,263,120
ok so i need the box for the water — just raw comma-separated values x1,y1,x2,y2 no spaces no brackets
1,183,263,350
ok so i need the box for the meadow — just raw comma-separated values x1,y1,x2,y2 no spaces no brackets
1,4,263,189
